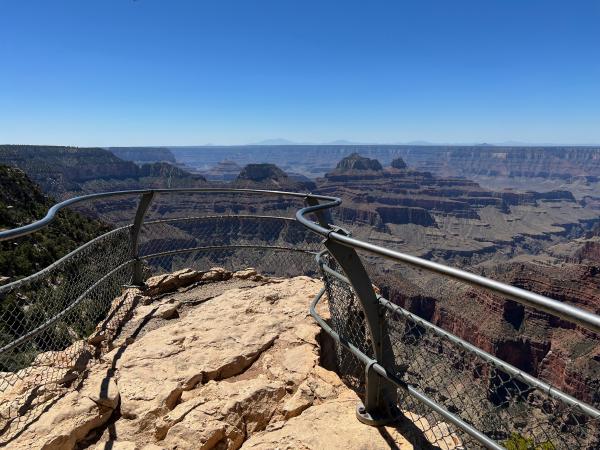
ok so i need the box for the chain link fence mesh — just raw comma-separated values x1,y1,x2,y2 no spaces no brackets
319,251,600,450
319,253,372,394
0,191,325,442
0,228,133,441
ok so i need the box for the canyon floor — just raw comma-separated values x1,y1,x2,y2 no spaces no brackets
1,269,460,450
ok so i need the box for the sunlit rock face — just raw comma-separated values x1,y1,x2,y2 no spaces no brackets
3,270,443,450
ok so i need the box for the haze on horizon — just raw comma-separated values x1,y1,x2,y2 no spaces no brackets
0,0,599,147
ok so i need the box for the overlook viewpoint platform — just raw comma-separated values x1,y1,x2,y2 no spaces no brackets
0,188,599,449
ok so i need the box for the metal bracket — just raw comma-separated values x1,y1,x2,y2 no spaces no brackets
130,191,155,286
304,195,331,229
356,361,403,426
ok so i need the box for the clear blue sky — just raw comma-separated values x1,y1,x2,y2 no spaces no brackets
1,0,599,146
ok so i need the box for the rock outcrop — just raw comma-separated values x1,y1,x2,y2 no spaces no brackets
334,153,383,172
3,269,448,449
234,163,316,190
237,164,288,182
390,157,408,170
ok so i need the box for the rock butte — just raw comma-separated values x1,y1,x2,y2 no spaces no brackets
1,268,460,450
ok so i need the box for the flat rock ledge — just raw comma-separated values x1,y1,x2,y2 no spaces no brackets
2,268,451,450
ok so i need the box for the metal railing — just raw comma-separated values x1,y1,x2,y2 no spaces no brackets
0,188,599,449
0,188,329,443
297,197,600,449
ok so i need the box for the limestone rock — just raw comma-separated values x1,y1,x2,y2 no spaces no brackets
242,391,414,450
145,267,233,296
5,273,419,450
5,367,119,450
233,267,258,279
233,267,267,282
159,378,286,449
144,268,203,296
114,277,322,436
201,266,233,282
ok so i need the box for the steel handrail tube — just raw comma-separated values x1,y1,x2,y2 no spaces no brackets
310,287,504,450
296,200,600,334
0,188,339,242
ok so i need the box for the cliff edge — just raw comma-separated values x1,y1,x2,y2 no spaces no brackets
2,269,454,449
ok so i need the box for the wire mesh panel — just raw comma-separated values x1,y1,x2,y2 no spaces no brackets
143,246,318,280
144,191,306,222
319,253,374,393
137,191,323,277
139,216,323,260
318,248,600,449
0,228,133,441
383,302,600,449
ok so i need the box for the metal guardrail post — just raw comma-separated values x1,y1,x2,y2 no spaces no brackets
305,195,400,424
324,238,401,425
130,191,155,286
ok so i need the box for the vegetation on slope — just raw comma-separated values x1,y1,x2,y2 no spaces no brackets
0,165,119,371
0,164,109,280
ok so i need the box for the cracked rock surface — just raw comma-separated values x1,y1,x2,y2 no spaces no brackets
4,269,417,450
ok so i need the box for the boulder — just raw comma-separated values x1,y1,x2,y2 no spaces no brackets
242,391,413,450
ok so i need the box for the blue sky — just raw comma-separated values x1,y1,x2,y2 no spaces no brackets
0,0,599,146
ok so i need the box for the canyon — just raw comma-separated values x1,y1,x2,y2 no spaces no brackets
1,145,599,448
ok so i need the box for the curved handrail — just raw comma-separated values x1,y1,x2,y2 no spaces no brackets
296,198,600,334
0,188,339,242
2,186,599,333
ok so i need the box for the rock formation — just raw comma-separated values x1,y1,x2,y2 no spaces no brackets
315,154,597,262
237,164,288,182
2,268,457,449
234,164,316,190
334,153,383,172
390,157,407,170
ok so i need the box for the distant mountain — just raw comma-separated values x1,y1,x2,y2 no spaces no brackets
324,140,371,145
250,138,300,145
